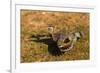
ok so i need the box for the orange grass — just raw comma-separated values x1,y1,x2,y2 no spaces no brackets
20,10,89,63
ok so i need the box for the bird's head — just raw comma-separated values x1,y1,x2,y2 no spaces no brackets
47,24,54,34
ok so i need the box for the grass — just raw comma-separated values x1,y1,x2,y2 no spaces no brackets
20,10,90,63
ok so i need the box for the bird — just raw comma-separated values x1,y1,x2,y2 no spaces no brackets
30,24,84,56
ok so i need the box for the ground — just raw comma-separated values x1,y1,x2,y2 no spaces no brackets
20,10,90,63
